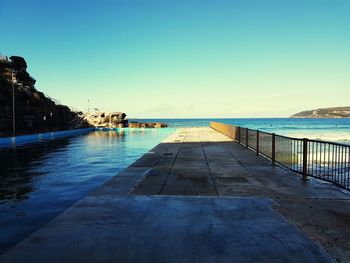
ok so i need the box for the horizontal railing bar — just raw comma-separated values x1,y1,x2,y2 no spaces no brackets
259,131,272,135
274,134,304,141
306,139,350,148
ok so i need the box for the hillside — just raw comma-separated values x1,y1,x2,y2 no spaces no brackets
0,54,90,137
291,107,350,118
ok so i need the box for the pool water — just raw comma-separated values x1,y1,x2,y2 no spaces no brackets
0,128,175,254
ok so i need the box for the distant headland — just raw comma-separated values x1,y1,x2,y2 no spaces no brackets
291,107,350,118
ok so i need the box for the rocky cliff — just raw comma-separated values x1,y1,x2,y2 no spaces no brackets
82,112,168,128
0,55,90,137
128,122,167,128
291,107,350,118
83,112,128,128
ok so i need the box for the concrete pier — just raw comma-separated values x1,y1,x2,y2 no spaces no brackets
1,127,350,262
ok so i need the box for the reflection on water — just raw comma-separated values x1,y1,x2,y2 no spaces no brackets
0,128,174,254
0,139,71,203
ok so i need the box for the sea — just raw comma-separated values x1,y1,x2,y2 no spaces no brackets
130,118,350,144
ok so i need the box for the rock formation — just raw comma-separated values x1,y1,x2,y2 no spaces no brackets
81,113,168,128
0,54,167,136
83,112,128,128
128,122,167,128
0,54,90,137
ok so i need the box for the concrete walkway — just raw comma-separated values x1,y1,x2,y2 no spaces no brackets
1,127,350,262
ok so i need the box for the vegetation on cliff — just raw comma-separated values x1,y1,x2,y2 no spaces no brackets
291,107,350,118
0,54,89,137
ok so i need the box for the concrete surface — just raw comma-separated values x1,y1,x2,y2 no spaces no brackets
131,128,350,262
1,127,350,262
0,196,333,263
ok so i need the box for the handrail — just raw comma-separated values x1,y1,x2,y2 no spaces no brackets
210,121,350,191
42,92,82,113
43,94,62,105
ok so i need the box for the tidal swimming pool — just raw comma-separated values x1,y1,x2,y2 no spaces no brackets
0,128,175,254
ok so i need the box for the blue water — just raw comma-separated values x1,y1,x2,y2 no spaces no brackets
0,128,175,254
131,118,350,142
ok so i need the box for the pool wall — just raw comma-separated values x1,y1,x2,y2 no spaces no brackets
0,128,96,148
0,127,174,148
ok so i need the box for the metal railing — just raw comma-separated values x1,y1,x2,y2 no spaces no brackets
43,93,62,105
211,122,350,190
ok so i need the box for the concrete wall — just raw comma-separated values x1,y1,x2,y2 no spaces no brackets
210,122,239,140
0,128,95,148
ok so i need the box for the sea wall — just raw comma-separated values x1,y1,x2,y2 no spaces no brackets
210,121,238,139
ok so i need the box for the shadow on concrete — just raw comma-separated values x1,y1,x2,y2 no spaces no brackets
94,125,350,262
127,128,350,262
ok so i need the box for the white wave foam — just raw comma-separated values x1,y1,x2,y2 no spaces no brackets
282,132,350,144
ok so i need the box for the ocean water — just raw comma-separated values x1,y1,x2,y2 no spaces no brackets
0,128,175,254
130,118,350,143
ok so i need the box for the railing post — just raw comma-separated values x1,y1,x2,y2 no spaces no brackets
272,133,276,165
302,138,308,180
256,130,259,155
246,129,249,148
238,126,241,144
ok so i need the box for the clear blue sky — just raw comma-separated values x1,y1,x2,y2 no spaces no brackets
1,0,349,118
